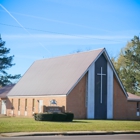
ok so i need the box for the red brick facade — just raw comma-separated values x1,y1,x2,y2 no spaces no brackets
113,76,140,120
6,75,87,119
66,74,87,119
113,76,128,119
6,96,66,117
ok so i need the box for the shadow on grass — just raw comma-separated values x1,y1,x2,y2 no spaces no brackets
36,120,90,123
45,120,90,123
71,120,89,123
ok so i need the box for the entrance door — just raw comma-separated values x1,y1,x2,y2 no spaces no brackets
38,100,43,113
1,100,6,114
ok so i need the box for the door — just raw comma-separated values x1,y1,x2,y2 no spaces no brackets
38,100,43,113
1,100,6,114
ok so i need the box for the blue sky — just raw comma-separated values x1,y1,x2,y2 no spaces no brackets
0,0,140,78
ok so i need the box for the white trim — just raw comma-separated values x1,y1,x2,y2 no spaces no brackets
107,62,113,119
38,100,43,113
1,100,6,114
85,73,88,107
8,95,66,98
103,49,128,97
87,62,95,119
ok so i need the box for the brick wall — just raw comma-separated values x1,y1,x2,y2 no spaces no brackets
113,76,140,120
6,73,87,119
66,74,87,119
7,96,66,117
113,76,128,119
127,101,140,120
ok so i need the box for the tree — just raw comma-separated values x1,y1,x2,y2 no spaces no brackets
112,36,140,95
0,35,21,87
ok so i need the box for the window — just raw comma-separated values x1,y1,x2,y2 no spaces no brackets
18,99,20,111
137,102,139,112
137,102,140,116
25,99,27,111
32,99,35,111
11,99,14,110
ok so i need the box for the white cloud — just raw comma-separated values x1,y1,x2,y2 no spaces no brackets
3,33,132,40
2,33,133,48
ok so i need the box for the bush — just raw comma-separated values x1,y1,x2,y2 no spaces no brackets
40,113,53,121
52,113,66,122
33,112,74,122
34,113,53,121
65,112,74,122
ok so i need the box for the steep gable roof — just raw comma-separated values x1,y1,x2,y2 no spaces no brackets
8,48,128,97
8,48,104,96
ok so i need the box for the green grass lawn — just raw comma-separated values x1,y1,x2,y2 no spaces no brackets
0,117,140,133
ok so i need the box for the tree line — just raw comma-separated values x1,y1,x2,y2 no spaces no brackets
0,35,20,87
112,35,140,95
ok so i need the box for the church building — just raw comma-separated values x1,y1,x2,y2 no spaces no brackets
2,48,140,120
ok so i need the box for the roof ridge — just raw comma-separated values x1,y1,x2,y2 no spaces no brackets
35,48,104,62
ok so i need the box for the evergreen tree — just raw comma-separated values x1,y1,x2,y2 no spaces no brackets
112,36,140,95
0,35,21,87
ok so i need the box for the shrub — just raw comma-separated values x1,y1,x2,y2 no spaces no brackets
34,113,53,121
52,113,67,122
65,112,74,122
34,112,74,122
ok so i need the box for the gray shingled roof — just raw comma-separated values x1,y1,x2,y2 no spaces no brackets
8,48,104,96
0,84,15,98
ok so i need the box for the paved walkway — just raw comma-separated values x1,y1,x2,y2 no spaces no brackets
0,131,140,137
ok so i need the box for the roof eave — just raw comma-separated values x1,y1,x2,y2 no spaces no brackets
127,99,140,102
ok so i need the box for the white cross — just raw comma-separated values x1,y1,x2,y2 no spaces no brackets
97,67,106,104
